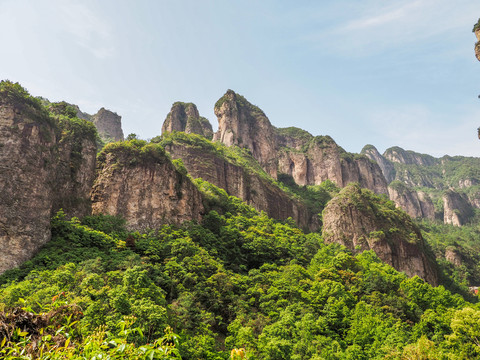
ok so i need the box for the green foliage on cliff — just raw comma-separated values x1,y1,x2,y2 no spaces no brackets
1,204,478,359
275,126,313,143
214,89,265,118
0,80,54,129
97,139,168,168
420,220,480,297
473,18,480,32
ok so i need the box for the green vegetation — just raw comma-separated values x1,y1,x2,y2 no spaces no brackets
473,18,480,32
1,200,480,358
0,80,54,133
420,220,480,297
275,127,313,143
97,139,168,168
215,90,265,118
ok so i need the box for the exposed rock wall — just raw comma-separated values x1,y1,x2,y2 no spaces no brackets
383,147,438,166
91,143,204,231
361,145,396,183
164,141,318,232
213,90,279,178
92,108,124,142
213,90,388,194
443,190,473,226
322,184,438,285
162,102,213,139
475,28,480,62
388,182,435,220
0,90,97,274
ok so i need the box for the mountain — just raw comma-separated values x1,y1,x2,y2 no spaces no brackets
362,144,480,225
2,80,480,359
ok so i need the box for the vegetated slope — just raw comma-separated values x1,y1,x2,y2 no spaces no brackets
0,81,97,274
158,131,328,232
0,192,478,359
322,183,438,285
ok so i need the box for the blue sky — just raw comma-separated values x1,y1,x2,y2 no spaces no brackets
1,0,480,157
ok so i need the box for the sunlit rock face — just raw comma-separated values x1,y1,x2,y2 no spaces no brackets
163,140,319,232
0,92,96,274
443,190,474,226
92,108,124,142
213,90,388,195
91,144,204,231
322,184,438,285
213,90,279,178
162,102,213,139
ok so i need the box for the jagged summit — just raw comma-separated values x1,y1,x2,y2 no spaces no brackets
161,101,213,139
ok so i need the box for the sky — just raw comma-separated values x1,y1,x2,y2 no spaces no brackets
1,0,480,157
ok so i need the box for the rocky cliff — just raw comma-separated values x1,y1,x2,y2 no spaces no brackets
383,146,438,167
443,190,474,226
322,183,438,285
91,140,204,231
363,144,480,224
0,82,97,274
474,20,480,62
162,102,213,139
160,132,319,231
92,108,124,142
361,145,396,183
388,181,435,220
213,90,278,177
212,90,388,194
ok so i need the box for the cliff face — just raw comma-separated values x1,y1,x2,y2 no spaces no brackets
213,90,388,194
322,184,438,285
383,147,438,167
92,108,124,142
91,141,204,231
0,84,97,273
475,28,480,62
162,135,319,231
443,190,473,226
162,102,213,139
388,182,435,220
213,90,279,178
361,145,396,183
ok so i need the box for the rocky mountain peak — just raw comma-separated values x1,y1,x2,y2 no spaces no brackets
322,183,438,285
162,102,213,139
92,107,124,142
361,144,396,183
383,146,437,166
213,90,278,177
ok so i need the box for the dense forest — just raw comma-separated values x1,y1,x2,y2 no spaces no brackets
1,193,480,359
1,82,480,359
